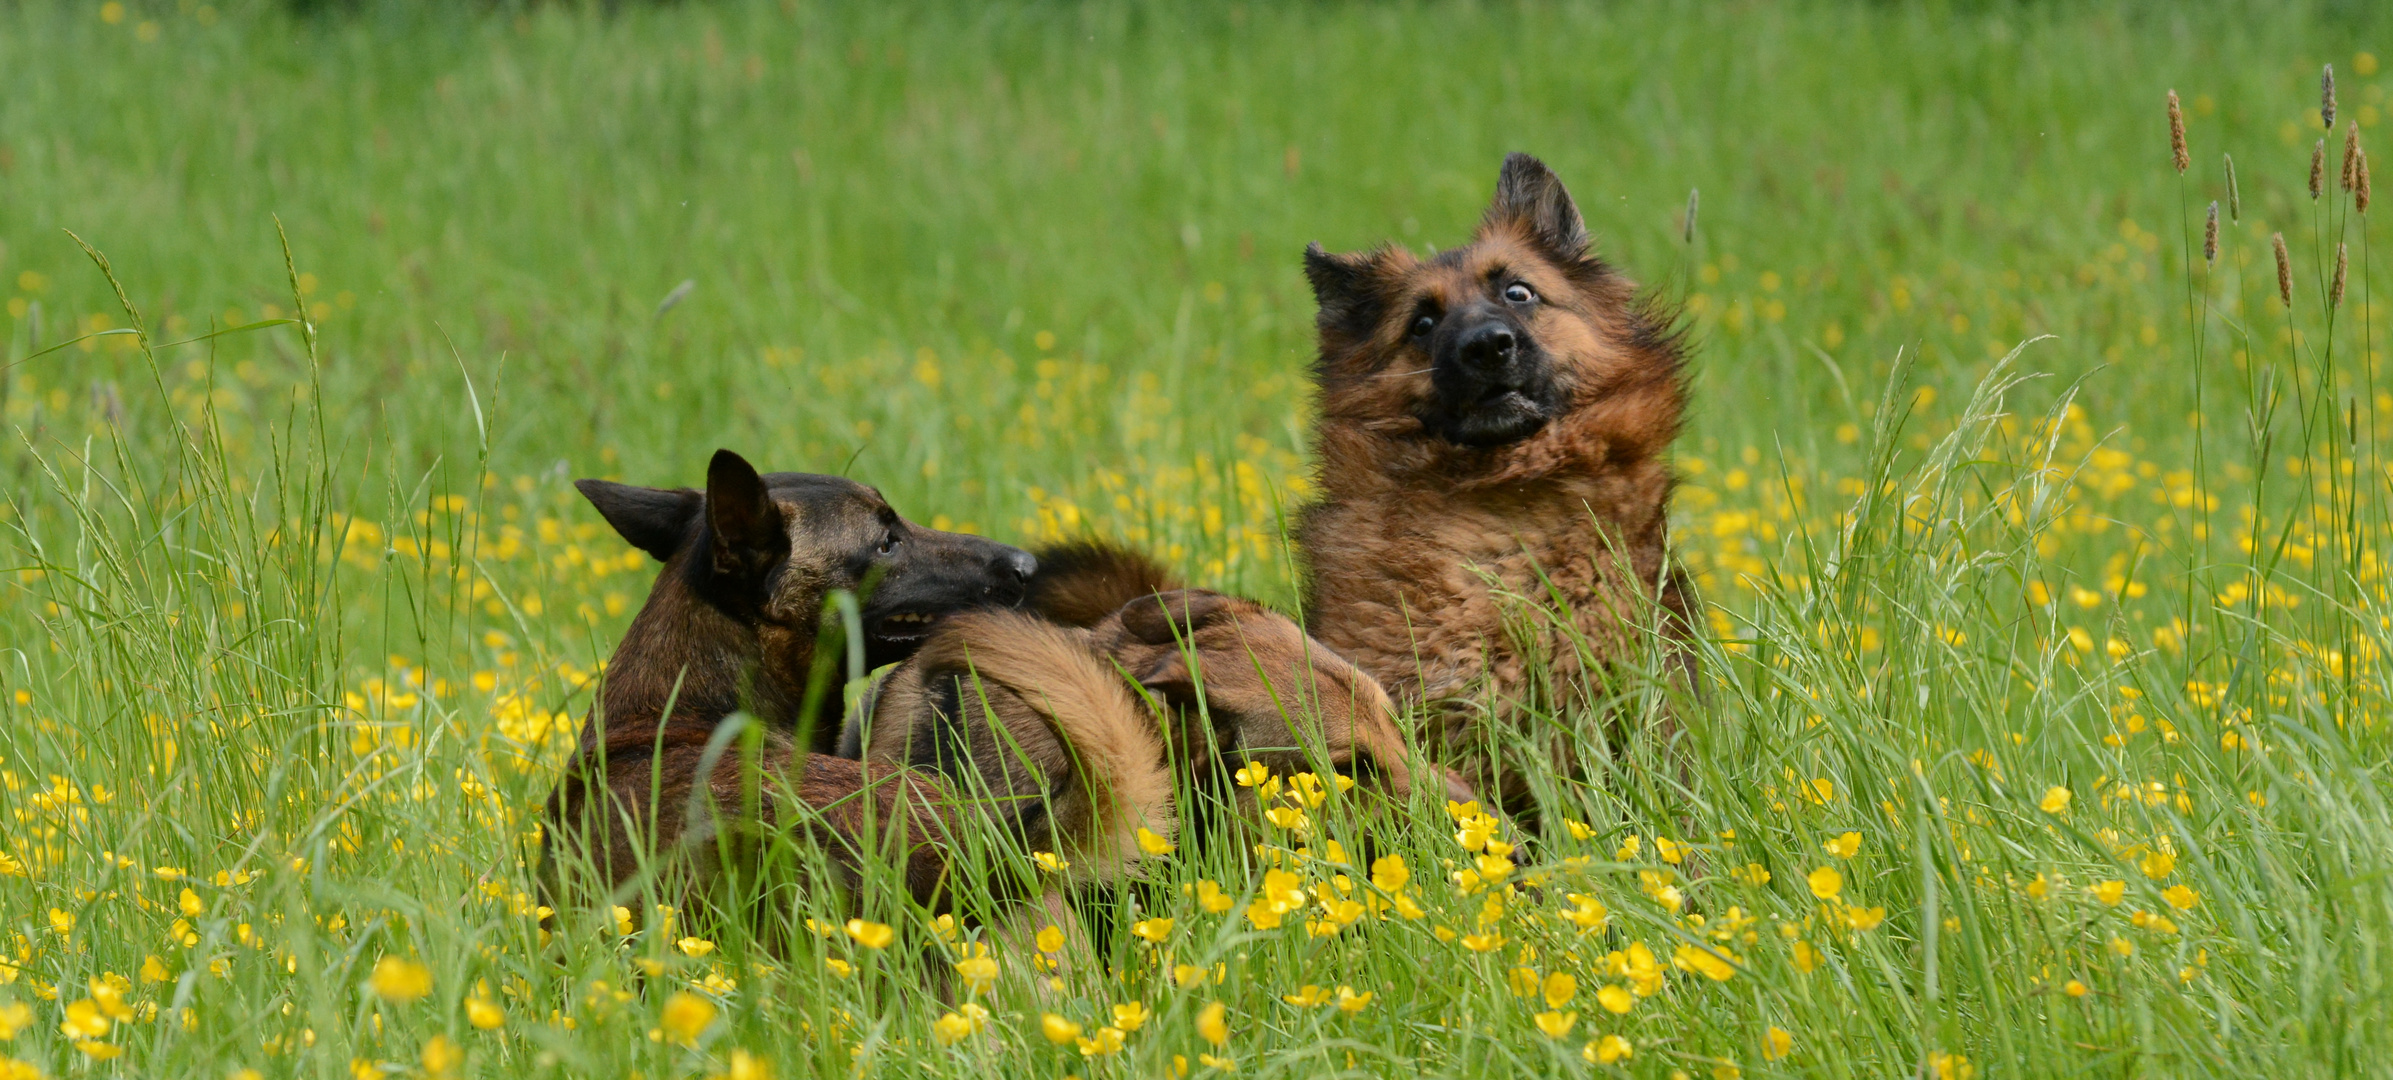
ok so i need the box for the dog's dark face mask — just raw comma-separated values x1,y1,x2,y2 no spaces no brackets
577,450,1035,707
1301,153,1677,454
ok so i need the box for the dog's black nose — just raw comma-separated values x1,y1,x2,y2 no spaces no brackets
1456,322,1518,373
988,548,1036,603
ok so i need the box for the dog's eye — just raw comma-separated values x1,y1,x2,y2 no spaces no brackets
1503,283,1537,304
1409,313,1437,338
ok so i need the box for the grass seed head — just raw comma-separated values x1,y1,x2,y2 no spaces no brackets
2167,90,2188,173
2203,201,2218,264
2359,148,2372,214
2311,140,2325,200
2224,153,2240,220
2273,232,2293,306
2342,122,2360,193
2322,63,2337,131
2331,242,2347,309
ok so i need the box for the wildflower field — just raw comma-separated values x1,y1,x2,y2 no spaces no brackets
4,1,2393,1076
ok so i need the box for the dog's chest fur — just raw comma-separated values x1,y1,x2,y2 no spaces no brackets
1300,428,1677,723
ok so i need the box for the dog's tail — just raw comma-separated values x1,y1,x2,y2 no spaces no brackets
854,610,1175,885
1026,540,1180,627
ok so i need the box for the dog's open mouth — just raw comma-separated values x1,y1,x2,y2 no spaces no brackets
1477,387,1536,410
870,610,947,644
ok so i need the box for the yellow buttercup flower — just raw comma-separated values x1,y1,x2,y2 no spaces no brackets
2063,979,2089,997
1806,867,1843,900
0,1001,31,1039
931,1010,977,1046
1763,1026,1793,1061
1541,971,1578,1009
1136,827,1175,856
2163,884,2199,910
2139,849,2175,880
1562,893,1609,931
2039,786,2072,814
660,991,714,1044
1585,1034,1633,1064
1111,1002,1150,1032
421,1035,462,1078
1460,932,1504,953
1132,917,1175,944
1282,985,1332,1007
2090,880,2126,906
1033,851,1071,873
1040,1013,1082,1045
723,1048,772,1080
59,999,110,1039
1075,1025,1125,1057
1195,880,1234,914
366,957,432,1004
678,936,717,957
844,920,893,949
1196,1001,1229,1046
1533,1010,1576,1038
1823,832,1860,859
954,950,998,992
1334,986,1372,1014
1035,924,1067,953
1673,943,1737,981
466,993,504,1030
1595,985,1634,1014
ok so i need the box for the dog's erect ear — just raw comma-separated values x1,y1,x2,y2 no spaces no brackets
704,449,789,582
1483,152,1590,262
575,479,702,562
1303,242,1385,339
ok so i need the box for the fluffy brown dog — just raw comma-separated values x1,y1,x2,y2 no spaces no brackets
1296,153,1695,812
542,450,1059,937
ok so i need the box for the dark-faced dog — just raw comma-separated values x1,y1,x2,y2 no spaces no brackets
541,449,1037,932
1296,153,1696,814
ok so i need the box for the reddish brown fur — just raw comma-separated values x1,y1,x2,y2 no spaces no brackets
1025,541,1178,628
1089,589,1465,804
850,609,1175,883
543,452,1036,938
1297,155,1695,811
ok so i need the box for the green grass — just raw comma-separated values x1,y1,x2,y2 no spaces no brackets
3,0,2392,1076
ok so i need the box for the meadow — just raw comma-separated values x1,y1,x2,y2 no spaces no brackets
2,0,2391,1075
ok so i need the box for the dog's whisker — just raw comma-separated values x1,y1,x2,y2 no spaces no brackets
1375,366,1434,379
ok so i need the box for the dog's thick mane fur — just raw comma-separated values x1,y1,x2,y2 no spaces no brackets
1294,153,1696,809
